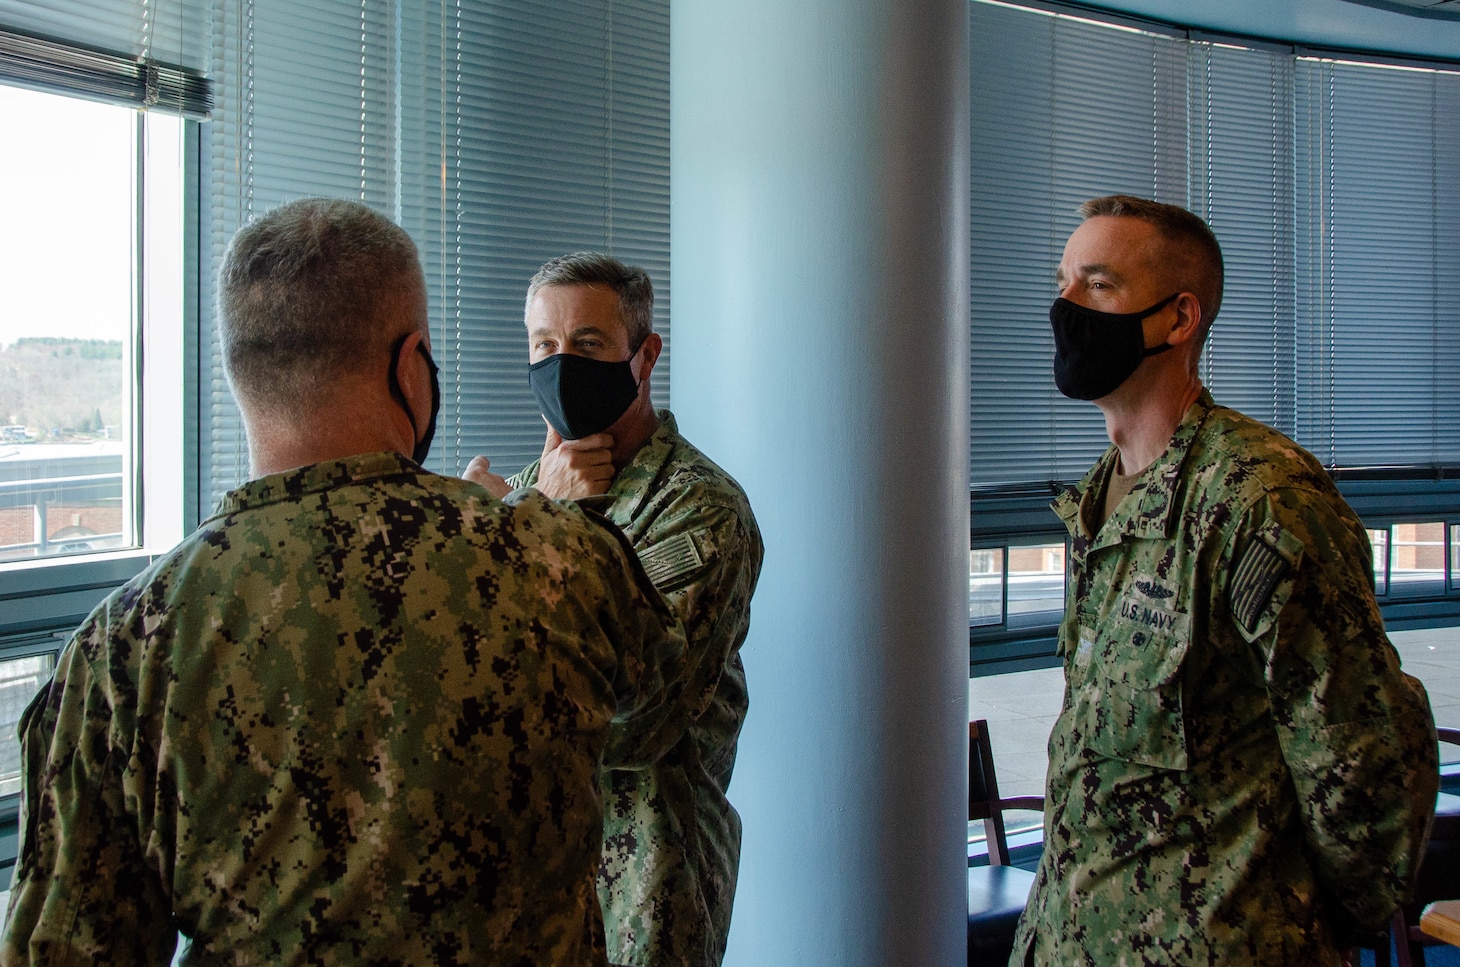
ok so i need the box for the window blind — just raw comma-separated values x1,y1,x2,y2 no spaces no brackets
198,0,670,509
0,0,209,113
969,0,1460,492
1191,39,1296,431
1295,58,1460,468
969,2,1189,488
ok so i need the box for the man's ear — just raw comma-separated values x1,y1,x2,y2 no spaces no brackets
1169,292,1204,346
636,332,663,381
393,329,431,406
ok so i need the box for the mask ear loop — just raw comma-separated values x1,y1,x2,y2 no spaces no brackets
1133,292,1183,358
627,334,650,388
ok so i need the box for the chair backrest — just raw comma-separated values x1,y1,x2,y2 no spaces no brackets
1439,727,1460,824
969,719,1046,866
1436,726,1460,831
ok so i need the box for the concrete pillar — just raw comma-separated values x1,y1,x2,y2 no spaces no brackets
670,1,971,964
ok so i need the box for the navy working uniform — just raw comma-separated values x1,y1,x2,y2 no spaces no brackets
513,409,763,967
1013,390,1437,966
2,453,687,966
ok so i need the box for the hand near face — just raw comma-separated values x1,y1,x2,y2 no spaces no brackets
535,425,615,500
462,455,512,499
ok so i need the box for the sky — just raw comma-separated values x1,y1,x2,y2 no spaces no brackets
0,85,134,351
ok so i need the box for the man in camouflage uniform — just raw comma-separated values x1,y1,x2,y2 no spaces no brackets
1,199,689,966
1010,195,1438,965
467,252,763,967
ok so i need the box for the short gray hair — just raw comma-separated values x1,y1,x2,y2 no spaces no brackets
525,252,654,349
218,197,423,411
1078,195,1224,330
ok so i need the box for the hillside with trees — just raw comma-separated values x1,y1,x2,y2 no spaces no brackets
0,338,124,442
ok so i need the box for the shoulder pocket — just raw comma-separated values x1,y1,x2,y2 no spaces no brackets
637,529,706,592
1080,618,1190,771
1228,522,1305,643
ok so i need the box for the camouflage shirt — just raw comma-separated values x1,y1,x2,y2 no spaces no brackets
2,452,688,967
512,410,763,967
1012,390,1438,966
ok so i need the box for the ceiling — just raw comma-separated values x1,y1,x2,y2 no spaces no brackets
1342,0,1460,19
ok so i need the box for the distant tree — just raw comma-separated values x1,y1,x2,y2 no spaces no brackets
1,339,124,439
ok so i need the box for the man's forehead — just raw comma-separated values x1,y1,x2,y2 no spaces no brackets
1061,217,1160,273
525,297,629,347
527,284,622,321
526,320,617,338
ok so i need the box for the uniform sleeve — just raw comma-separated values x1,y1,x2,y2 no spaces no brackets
575,509,695,771
1,618,177,965
1228,486,1438,942
633,499,763,726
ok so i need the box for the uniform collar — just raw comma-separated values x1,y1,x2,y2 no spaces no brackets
600,408,679,521
1052,389,1216,549
211,451,418,520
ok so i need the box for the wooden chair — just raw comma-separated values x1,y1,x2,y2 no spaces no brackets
967,719,1046,967
1382,727,1460,967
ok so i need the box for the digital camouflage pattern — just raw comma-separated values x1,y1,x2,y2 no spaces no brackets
1,451,688,967
513,410,763,967
1012,390,1438,967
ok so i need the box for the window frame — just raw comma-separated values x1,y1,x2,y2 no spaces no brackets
0,100,201,604
0,31,205,873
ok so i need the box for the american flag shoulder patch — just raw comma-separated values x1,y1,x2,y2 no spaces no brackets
1230,536,1290,637
638,531,705,589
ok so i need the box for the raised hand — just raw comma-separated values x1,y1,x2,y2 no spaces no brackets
535,425,615,499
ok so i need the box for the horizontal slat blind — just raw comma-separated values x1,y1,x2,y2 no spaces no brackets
0,0,206,71
970,3,1189,488
971,0,1460,494
447,0,670,480
199,0,670,508
1296,59,1460,467
1193,41,1296,432
0,0,209,114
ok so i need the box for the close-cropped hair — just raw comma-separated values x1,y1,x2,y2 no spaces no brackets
526,252,654,349
218,197,422,411
1078,194,1225,330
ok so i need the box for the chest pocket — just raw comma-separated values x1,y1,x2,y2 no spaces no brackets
1077,612,1191,771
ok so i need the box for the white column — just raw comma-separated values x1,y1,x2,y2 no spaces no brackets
670,1,971,963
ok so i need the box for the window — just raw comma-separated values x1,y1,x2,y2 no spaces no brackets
969,541,1065,630
1362,520,1453,600
1370,528,1392,595
0,6,204,876
0,84,188,564
1451,524,1460,593
968,0,1460,670
0,642,59,798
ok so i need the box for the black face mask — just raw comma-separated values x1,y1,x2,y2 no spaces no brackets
1050,293,1179,400
387,334,440,465
527,346,642,440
